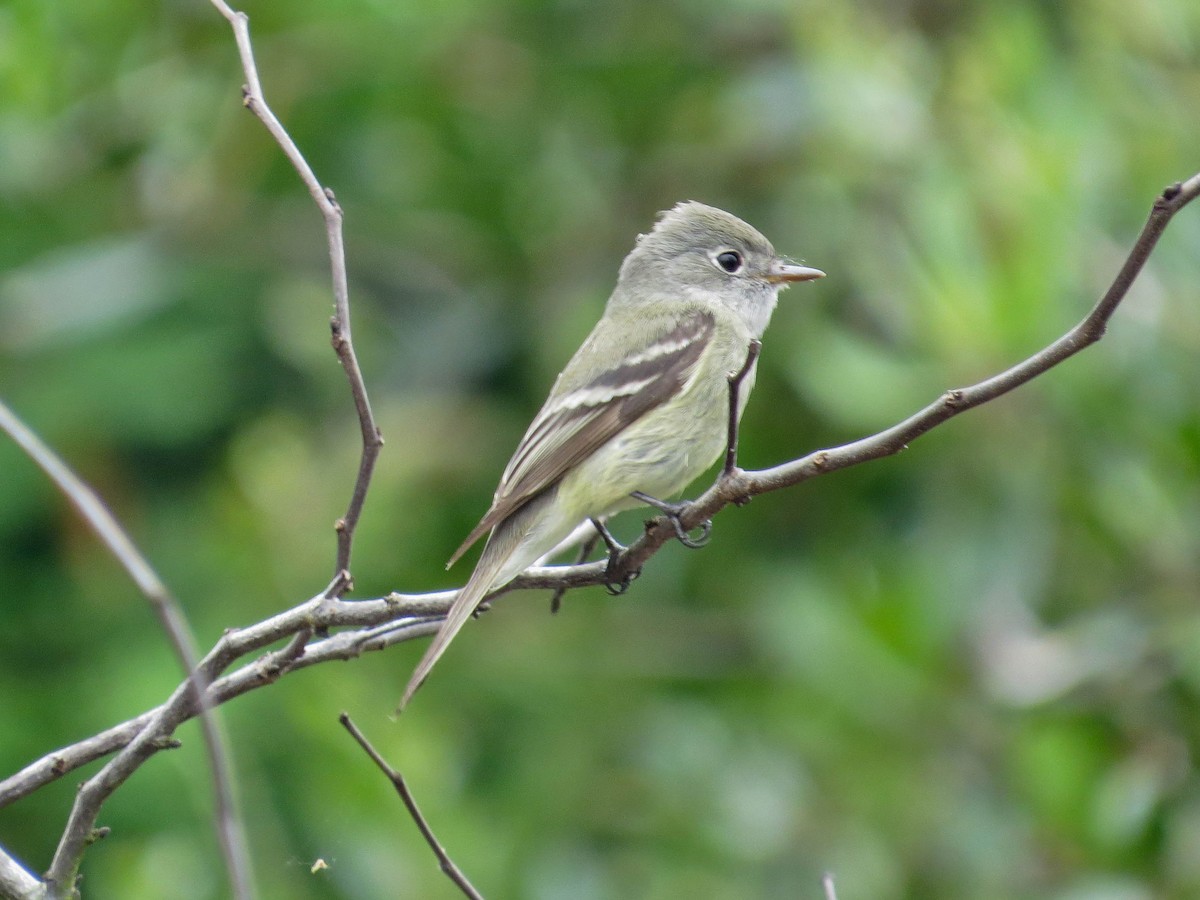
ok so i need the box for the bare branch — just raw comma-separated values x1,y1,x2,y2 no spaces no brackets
339,715,483,899
548,527,601,614
45,685,204,897
600,173,1200,586
207,0,383,588
0,591,447,808
822,871,839,900
0,400,252,900
0,843,40,900
0,402,170,604
2,172,1196,868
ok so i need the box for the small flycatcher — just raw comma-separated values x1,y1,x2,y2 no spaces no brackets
402,201,823,706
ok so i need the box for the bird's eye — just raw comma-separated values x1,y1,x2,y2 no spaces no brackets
714,250,743,274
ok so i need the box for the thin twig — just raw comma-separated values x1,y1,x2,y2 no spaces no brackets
549,527,601,613
46,674,223,897
0,400,252,900
207,0,383,590
339,714,484,900
0,592,451,808
18,3,1192,897
822,871,838,900
600,174,1200,586
2,173,1197,834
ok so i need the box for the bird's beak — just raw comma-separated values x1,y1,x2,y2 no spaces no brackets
766,259,825,284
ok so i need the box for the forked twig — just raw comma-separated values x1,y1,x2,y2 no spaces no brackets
7,172,1200,816
0,401,252,900
601,175,1200,586
0,117,1194,898
208,0,383,590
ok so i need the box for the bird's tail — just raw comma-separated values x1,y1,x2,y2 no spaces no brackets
399,490,561,710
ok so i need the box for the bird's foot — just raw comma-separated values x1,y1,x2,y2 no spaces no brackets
590,517,640,595
630,491,712,549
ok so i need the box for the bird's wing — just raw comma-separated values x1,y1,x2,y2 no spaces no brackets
447,307,715,567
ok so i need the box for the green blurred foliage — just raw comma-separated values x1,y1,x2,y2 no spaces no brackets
1,0,1199,897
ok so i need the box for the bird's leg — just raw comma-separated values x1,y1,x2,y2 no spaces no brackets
624,339,760,549
590,517,641,595
630,491,712,549
724,338,762,478
549,527,602,613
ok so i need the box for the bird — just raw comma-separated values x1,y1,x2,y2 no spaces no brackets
401,201,824,707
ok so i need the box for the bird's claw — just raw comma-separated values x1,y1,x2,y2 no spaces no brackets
671,515,712,548
603,556,640,595
631,491,712,549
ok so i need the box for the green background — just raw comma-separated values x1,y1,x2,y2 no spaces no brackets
2,1,1199,897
